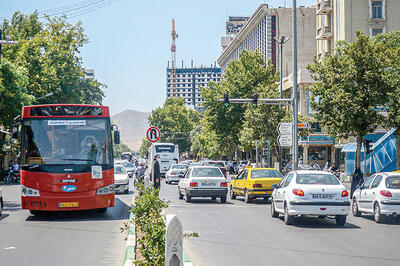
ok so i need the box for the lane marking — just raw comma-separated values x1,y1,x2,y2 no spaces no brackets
4,247,16,250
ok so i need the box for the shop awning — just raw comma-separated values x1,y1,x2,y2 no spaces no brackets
341,143,364,153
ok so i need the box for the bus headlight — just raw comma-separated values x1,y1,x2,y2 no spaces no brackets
21,185,40,197
97,184,115,195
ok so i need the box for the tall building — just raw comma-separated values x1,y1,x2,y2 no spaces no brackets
218,4,316,77
166,65,221,111
316,0,400,58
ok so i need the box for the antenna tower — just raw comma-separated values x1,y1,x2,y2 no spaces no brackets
171,19,178,97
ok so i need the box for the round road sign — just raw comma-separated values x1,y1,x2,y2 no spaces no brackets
147,126,161,143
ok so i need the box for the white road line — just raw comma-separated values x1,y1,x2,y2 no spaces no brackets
4,247,16,250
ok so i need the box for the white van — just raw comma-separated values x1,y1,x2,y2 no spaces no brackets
148,143,179,177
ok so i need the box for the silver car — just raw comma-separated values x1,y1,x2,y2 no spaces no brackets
166,164,189,184
352,172,400,223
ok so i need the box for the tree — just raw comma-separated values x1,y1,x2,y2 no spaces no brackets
1,11,105,105
0,59,33,128
139,138,151,158
148,97,200,154
307,32,391,168
114,143,132,159
202,49,280,158
190,119,221,159
374,31,400,170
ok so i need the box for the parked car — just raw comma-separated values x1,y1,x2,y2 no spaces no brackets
178,166,228,203
0,188,3,216
191,162,204,167
203,161,227,177
166,164,189,184
270,170,350,226
352,172,400,223
114,164,129,194
230,168,283,203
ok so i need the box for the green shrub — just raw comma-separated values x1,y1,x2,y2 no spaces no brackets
131,184,168,265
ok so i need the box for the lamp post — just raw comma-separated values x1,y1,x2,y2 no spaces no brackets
274,35,290,172
0,30,19,61
292,0,299,170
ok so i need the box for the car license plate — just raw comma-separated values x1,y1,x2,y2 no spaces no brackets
59,202,79,208
202,181,216,187
312,194,334,199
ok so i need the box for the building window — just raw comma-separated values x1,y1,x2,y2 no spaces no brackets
371,27,384,36
372,1,383,19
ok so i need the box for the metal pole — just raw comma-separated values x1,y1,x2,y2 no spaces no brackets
279,41,283,172
292,0,299,170
363,140,367,175
0,29,2,61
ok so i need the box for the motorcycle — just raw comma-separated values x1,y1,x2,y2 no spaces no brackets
4,170,20,184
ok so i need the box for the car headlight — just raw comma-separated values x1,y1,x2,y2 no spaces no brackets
21,185,40,197
97,184,115,195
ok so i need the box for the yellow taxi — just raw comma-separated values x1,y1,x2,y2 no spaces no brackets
230,168,283,203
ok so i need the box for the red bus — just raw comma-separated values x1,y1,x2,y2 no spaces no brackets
17,104,120,214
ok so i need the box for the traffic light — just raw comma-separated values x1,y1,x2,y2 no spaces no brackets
364,139,373,154
252,94,258,107
224,93,230,107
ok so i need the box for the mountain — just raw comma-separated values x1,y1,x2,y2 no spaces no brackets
111,109,151,152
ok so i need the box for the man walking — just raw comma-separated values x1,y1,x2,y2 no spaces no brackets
153,154,161,190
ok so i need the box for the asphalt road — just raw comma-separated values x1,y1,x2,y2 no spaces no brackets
0,180,134,266
160,176,400,266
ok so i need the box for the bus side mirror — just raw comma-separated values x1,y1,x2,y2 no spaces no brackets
114,131,120,144
11,125,19,140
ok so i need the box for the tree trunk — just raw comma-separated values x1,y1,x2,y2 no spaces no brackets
397,129,400,171
355,134,363,169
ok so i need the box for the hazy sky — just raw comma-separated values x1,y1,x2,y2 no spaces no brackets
1,0,315,114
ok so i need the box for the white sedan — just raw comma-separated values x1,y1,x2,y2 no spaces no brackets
0,188,3,216
165,164,189,184
114,164,129,194
352,172,400,223
271,170,350,226
178,166,228,203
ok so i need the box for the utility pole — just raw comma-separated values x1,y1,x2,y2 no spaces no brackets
292,0,299,170
274,35,290,172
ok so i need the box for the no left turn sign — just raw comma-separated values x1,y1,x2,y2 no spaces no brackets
147,126,161,143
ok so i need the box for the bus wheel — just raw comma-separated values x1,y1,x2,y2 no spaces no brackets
30,210,41,216
97,208,107,213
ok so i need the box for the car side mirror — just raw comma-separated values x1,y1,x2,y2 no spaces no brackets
272,184,278,189
113,130,120,144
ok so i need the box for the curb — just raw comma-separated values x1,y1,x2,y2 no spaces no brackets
123,211,136,266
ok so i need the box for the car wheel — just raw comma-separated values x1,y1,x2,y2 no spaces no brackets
335,215,346,226
221,195,227,203
211,196,217,200
185,193,191,203
96,208,107,213
230,187,236,199
178,187,184,200
352,198,361,217
244,190,251,203
271,199,279,218
374,203,383,223
284,204,294,225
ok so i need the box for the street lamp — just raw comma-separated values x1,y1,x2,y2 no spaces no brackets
36,92,54,102
274,35,290,172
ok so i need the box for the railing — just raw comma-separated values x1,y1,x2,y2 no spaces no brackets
316,25,332,39
316,0,332,15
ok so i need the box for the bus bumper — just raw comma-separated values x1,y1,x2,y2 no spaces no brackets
21,193,115,211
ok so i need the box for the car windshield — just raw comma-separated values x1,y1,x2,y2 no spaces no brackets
114,165,126,174
296,173,340,185
251,169,282,178
172,164,188,170
123,161,134,168
192,167,223,178
386,176,400,189
208,162,225,167
22,118,112,165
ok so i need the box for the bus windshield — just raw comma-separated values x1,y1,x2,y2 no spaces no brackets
22,118,112,165
155,145,175,153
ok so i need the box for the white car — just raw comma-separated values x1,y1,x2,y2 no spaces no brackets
114,164,129,194
178,166,228,203
0,188,3,216
352,172,400,223
166,164,189,184
271,170,350,226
